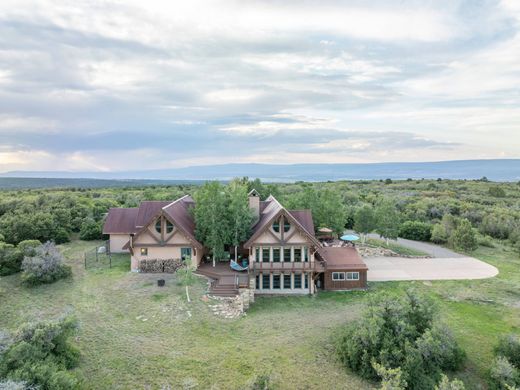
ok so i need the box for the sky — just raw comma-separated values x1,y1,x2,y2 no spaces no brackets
0,0,519,172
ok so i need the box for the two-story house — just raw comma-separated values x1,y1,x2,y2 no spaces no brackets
103,190,368,296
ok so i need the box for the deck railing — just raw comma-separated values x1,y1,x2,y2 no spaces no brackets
250,261,316,272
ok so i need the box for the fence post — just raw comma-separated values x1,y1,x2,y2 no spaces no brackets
109,253,112,269
84,252,87,269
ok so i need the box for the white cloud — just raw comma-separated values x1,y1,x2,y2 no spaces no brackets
0,114,57,132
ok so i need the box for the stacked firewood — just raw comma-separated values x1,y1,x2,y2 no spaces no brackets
139,259,183,273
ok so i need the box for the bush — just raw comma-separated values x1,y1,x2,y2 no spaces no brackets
477,234,495,248
451,219,478,252
21,242,71,286
489,356,520,390
399,221,432,242
495,334,520,369
431,224,448,244
79,218,103,241
435,374,465,390
335,290,464,389
17,240,41,257
0,244,23,276
489,186,506,198
0,315,80,389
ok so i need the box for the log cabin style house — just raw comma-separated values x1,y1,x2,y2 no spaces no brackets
103,190,368,296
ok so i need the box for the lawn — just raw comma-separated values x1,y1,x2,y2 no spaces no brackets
1,240,519,389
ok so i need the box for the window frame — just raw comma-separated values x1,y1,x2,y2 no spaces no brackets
272,274,281,289
293,247,302,262
293,273,302,288
272,247,281,262
165,220,174,233
180,247,192,260
332,272,345,281
283,219,291,232
346,272,360,281
283,247,291,262
154,220,162,234
262,274,270,289
262,247,270,263
272,219,280,233
140,248,148,256
283,274,291,289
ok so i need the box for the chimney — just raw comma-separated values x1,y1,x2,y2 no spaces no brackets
248,189,260,220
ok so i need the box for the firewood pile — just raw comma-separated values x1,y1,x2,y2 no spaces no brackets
139,258,183,273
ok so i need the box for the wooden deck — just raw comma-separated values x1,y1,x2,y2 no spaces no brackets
196,262,250,296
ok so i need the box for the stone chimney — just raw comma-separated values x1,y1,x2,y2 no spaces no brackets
248,189,260,220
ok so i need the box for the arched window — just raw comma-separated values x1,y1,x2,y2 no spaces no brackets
272,219,280,232
166,220,174,233
283,218,291,232
155,219,162,233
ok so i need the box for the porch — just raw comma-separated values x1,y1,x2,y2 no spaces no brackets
196,261,250,297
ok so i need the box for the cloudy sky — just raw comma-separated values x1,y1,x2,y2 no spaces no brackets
0,0,519,172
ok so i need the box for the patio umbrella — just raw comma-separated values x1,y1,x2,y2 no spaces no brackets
318,227,333,233
340,234,360,241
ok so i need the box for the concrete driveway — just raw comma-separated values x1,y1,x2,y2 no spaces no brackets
348,232,499,281
365,256,499,281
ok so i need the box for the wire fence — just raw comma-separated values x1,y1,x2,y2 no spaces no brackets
84,241,119,269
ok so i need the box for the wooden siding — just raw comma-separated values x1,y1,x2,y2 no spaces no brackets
323,269,367,290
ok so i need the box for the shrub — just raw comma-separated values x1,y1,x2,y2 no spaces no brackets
0,244,23,276
434,375,465,390
17,240,41,257
489,186,506,198
495,334,520,368
0,315,80,389
399,221,432,242
21,242,71,286
431,224,448,244
489,356,520,390
79,218,103,241
477,234,495,248
451,219,478,252
336,290,464,389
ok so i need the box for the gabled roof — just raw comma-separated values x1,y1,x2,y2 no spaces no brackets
162,195,202,249
103,208,139,234
135,201,171,228
243,195,319,248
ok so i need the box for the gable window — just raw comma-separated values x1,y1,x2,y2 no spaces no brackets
272,248,280,262
294,273,302,288
181,247,192,260
272,219,280,233
294,248,302,262
155,220,162,233
166,220,174,233
272,274,281,289
283,219,291,232
283,274,291,289
262,274,270,289
332,272,345,281
283,247,291,262
140,248,148,256
262,247,270,262
346,272,360,281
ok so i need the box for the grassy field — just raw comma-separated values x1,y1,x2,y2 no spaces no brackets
1,240,519,389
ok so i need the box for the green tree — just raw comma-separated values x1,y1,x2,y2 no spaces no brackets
79,218,103,240
375,200,401,244
193,181,230,267
373,361,407,390
435,375,465,390
314,189,347,235
177,257,196,303
452,219,478,252
354,204,376,243
227,180,254,262
431,224,448,244
399,221,432,242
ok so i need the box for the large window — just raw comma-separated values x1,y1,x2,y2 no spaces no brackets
332,272,346,281
294,273,302,288
346,272,360,281
155,220,162,233
255,275,260,289
140,248,148,256
166,220,174,233
181,247,192,260
262,274,270,289
272,274,281,289
304,274,309,289
272,248,280,262
255,247,260,262
303,247,309,262
283,247,291,262
293,248,301,262
262,248,270,262
283,274,291,289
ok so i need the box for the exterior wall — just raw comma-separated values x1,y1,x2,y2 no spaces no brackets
253,271,313,295
323,269,367,290
109,234,130,253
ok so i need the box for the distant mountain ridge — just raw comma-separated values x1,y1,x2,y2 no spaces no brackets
1,159,519,182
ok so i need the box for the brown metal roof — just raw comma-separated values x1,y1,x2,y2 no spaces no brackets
135,201,171,227
103,208,139,234
317,247,368,270
162,195,202,248
289,210,315,236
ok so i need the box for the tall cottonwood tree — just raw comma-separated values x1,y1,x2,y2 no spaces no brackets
193,181,230,267
354,204,376,243
227,180,254,262
375,199,401,244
